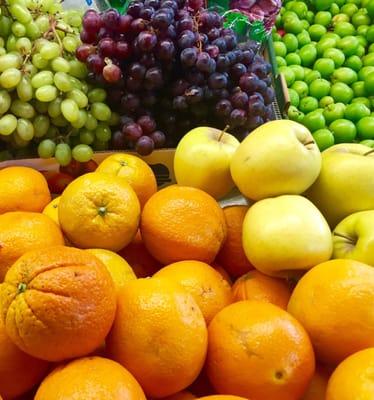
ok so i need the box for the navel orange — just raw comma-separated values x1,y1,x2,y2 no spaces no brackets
206,301,315,400
35,357,146,400
107,277,208,398
0,246,116,361
96,153,157,208
59,172,140,251
288,259,374,365
0,211,64,282
0,166,51,214
140,185,226,265
42,196,60,226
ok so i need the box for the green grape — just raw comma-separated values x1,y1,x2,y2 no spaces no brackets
0,48,6,56
108,112,120,127
6,35,17,51
51,57,70,73
53,72,73,92
35,85,58,102
34,38,49,52
80,82,88,94
0,114,17,136
71,109,87,129
33,99,49,114
38,139,56,158
35,15,50,33
23,62,37,77
93,139,108,151
72,144,93,163
16,37,32,53
0,53,21,72
33,114,50,137
90,102,111,122
11,100,35,119
45,125,58,139
48,97,62,118
65,10,82,28
10,4,32,24
85,112,97,131
31,70,54,89
40,0,54,12
0,16,12,37
95,123,111,142
54,143,72,166
0,90,11,114
32,53,49,69
17,76,33,102
61,99,79,122
67,89,88,108
13,132,29,148
25,21,41,40
16,118,34,141
79,129,95,145
69,60,87,79
0,68,22,89
11,21,26,37
40,42,61,60
87,88,106,103
8,0,26,6
51,114,68,127
0,39,4,48
69,76,82,90
49,3,63,14
62,36,78,53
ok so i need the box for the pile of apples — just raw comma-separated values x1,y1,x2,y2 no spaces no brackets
174,119,374,274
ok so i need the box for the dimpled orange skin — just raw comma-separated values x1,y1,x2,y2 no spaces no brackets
154,260,232,324
140,185,227,265
0,167,51,215
96,153,158,208
0,246,117,362
0,318,49,399
35,357,146,400
207,301,315,400
287,259,374,365
325,348,374,400
58,172,140,252
106,277,208,398
0,211,64,282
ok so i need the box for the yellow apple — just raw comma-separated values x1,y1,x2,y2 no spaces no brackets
242,195,333,277
174,127,240,199
333,210,374,266
305,143,374,228
230,120,322,201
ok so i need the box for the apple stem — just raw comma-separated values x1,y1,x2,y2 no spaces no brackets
218,125,230,142
304,141,315,146
333,231,356,244
364,149,374,157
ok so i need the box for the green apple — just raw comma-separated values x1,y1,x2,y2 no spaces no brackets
174,127,240,199
305,143,374,227
242,195,333,277
230,120,322,201
333,210,374,265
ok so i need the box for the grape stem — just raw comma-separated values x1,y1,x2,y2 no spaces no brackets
49,17,64,55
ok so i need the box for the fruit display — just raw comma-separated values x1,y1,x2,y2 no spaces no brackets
1,119,374,400
273,0,374,150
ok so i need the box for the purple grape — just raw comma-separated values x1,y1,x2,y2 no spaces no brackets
138,115,157,134
145,0,160,8
87,54,105,74
207,28,220,41
116,41,131,59
241,49,255,65
230,63,247,80
111,130,126,149
118,14,133,33
230,91,248,109
230,109,247,126
188,0,204,10
98,38,116,57
216,55,230,72
103,8,120,29
157,39,175,60
198,33,208,46
151,10,172,29
136,136,155,155
150,131,166,148
127,2,144,17
212,38,226,52
178,30,196,49
263,87,275,105
177,17,194,32
121,93,141,112
180,47,198,67
145,67,163,89
208,72,228,89
239,73,259,92
76,44,95,62
138,31,158,52
103,63,122,83
205,45,219,59
246,115,263,130
161,0,179,12
215,99,232,117
140,6,155,20
123,123,143,142
185,86,203,104
248,97,265,116
196,52,211,73
223,34,237,50
80,29,97,44
251,63,268,79
131,18,147,33
139,53,156,67
255,80,268,95
129,62,146,80
82,11,102,33
173,95,188,110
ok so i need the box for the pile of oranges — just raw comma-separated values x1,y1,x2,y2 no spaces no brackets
0,153,373,400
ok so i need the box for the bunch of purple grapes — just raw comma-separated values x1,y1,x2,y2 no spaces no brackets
77,0,275,155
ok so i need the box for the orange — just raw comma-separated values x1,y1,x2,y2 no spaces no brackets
216,206,253,278
140,185,227,265
325,348,374,400
59,172,140,251
42,196,60,225
96,153,157,208
154,260,232,324
0,211,64,282
0,166,51,214
232,271,292,309
118,230,162,278
35,356,146,400
161,391,197,400
198,397,248,400
206,301,315,400
212,263,232,285
0,246,116,362
0,318,49,399
288,259,374,365
301,366,330,400
107,277,208,398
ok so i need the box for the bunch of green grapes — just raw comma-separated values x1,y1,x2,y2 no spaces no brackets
0,0,118,165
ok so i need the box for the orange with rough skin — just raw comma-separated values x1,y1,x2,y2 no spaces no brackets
35,357,146,400
140,185,227,265
216,206,254,278
232,271,292,309
0,318,49,399
326,348,374,400
160,391,196,400
42,196,60,226
96,153,157,208
118,230,162,278
0,211,64,282
301,366,330,400
0,246,116,362
288,259,374,365
198,396,248,400
107,277,208,398
155,260,232,324
207,301,315,400
59,172,140,251
0,166,51,215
